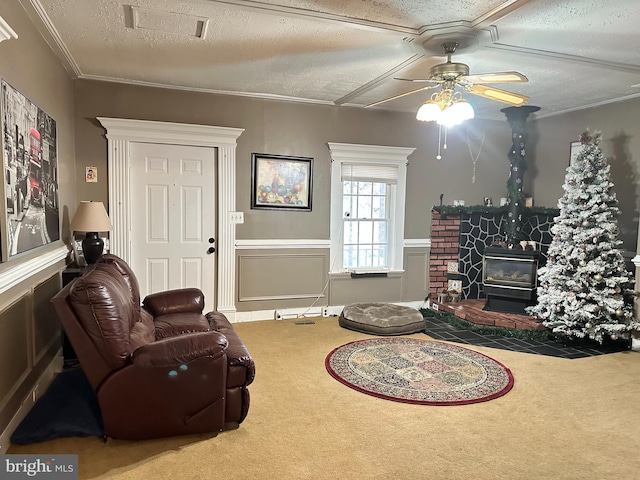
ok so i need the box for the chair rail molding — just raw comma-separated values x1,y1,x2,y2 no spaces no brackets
97,117,244,319
0,246,67,297
235,239,330,249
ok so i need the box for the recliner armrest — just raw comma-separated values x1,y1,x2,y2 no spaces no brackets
131,331,228,368
143,288,205,317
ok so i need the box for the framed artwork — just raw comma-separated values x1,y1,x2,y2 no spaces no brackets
85,166,97,183
251,153,313,211
570,141,582,165
1,79,60,258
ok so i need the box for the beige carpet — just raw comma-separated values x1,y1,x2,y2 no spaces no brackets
9,317,640,480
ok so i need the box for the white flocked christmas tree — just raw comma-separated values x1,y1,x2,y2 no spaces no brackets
527,130,639,343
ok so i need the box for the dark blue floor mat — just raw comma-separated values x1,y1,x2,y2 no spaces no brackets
11,368,104,444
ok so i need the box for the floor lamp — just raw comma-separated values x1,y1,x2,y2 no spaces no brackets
69,201,113,264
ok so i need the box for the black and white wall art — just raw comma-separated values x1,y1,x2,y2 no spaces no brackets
1,79,59,258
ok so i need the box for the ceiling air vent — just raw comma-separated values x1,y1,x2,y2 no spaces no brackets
131,6,209,39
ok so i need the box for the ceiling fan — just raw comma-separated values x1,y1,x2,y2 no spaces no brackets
365,41,530,109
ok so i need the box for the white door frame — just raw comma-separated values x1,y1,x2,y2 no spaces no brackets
97,117,244,320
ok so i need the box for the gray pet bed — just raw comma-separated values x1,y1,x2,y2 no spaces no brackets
339,303,425,335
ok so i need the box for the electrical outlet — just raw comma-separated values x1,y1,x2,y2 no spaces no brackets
322,307,329,317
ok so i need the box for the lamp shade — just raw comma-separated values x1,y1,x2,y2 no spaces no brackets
70,201,113,233
416,101,442,122
450,99,475,121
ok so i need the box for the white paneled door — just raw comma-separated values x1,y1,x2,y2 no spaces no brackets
130,142,216,310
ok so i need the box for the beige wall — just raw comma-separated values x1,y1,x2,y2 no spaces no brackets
73,80,514,310
0,3,74,438
73,80,513,240
75,81,640,310
530,99,640,252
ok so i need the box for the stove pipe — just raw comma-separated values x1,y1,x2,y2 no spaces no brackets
501,105,540,243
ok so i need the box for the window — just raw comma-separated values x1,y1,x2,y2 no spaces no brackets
328,143,415,273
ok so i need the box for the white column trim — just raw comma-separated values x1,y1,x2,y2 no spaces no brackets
97,118,244,319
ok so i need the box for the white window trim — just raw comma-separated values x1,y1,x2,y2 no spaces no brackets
327,142,415,274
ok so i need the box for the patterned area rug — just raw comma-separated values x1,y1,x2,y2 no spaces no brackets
325,337,514,405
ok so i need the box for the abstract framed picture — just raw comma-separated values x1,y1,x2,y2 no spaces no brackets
1,79,60,258
570,141,583,166
251,153,313,211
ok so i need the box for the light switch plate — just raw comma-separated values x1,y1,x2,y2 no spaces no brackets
229,211,244,224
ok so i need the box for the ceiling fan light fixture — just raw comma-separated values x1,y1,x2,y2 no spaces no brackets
416,101,442,122
447,98,475,122
437,106,462,127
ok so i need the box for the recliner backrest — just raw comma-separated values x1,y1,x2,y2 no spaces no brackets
68,262,141,369
97,254,142,316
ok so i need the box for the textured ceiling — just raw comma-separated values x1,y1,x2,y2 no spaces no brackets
23,0,640,120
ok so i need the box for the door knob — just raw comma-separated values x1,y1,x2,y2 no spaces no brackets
208,237,215,243
207,247,216,254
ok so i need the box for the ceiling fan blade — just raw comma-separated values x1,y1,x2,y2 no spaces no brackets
467,84,530,106
394,77,440,84
365,85,438,108
462,71,528,84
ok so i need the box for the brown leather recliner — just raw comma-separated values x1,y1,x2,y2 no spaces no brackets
51,254,255,440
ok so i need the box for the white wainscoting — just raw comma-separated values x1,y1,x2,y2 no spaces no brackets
234,239,430,322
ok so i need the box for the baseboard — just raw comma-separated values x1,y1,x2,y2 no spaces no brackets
0,351,63,454
233,301,425,323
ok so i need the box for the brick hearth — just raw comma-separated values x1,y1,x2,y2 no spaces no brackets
433,299,546,331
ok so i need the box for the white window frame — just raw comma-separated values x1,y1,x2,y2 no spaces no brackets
328,142,415,274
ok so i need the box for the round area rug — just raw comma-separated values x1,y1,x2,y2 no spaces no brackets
325,337,514,405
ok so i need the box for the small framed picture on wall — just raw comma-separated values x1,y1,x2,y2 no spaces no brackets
84,167,98,183
86,166,97,183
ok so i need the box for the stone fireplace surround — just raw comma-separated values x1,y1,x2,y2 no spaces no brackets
429,207,557,301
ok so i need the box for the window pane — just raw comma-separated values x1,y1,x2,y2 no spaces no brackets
343,181,356,194
372,182,387,195
358,221,373,244
344,220,358,244
357,196,372,218
358,247,373,268
358,181,372,195
340,178,393,270
343,246,357,269
373,247,387,267
343,195,356,219
372,196,386,219
373,221,387,243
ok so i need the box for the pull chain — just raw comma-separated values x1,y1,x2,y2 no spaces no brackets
467,129,485,183
436,124,448,160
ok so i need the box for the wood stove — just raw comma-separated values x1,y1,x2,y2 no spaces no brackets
483,246,540,314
